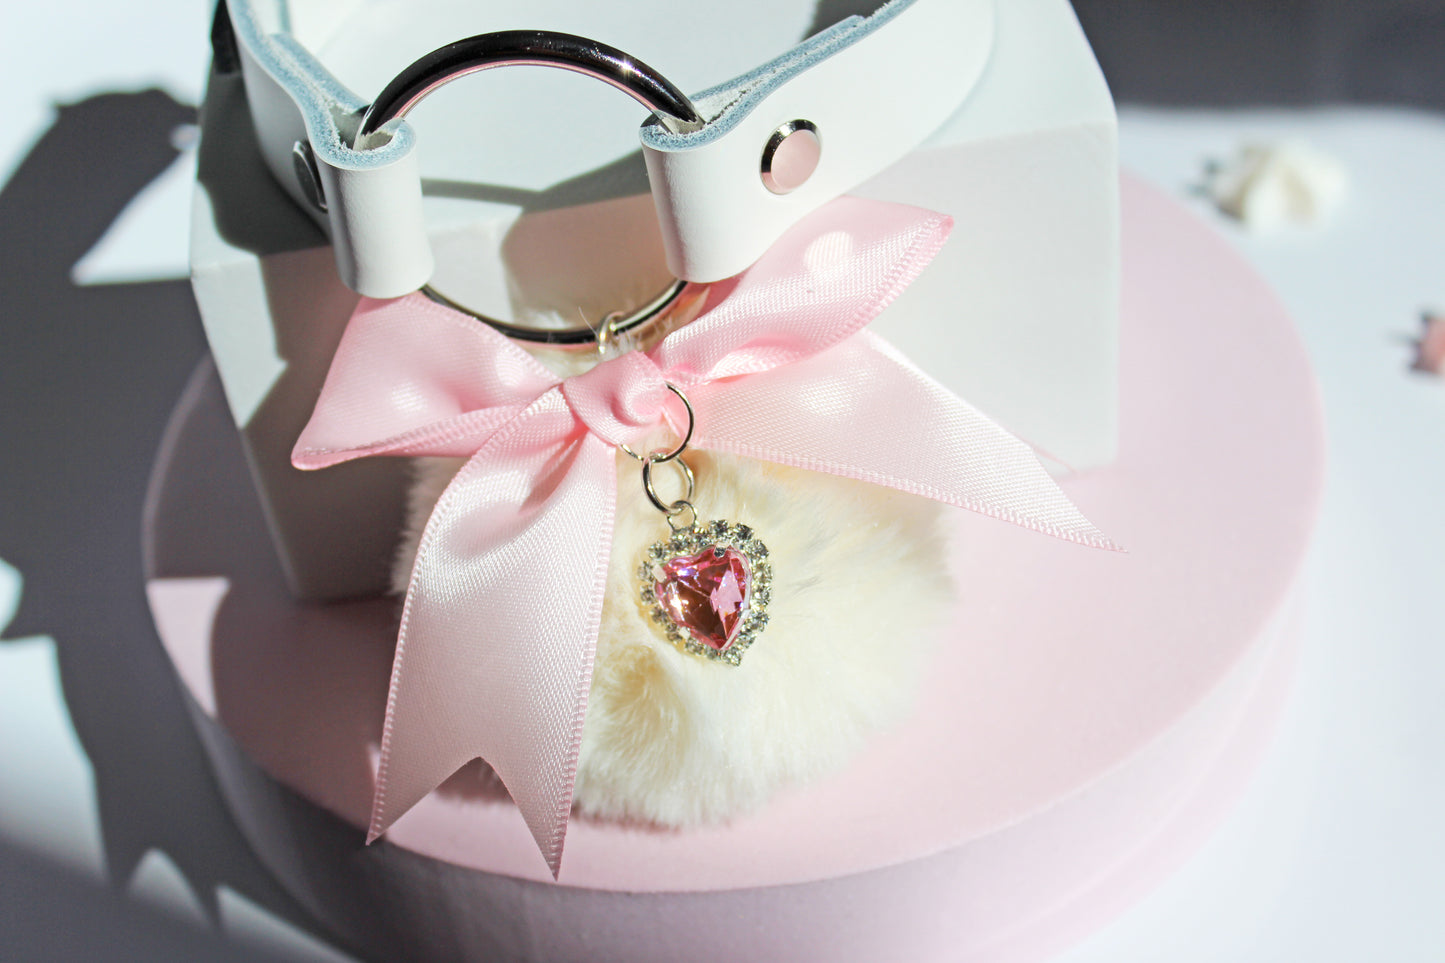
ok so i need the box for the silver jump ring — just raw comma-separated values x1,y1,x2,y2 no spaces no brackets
619,383,694,464
359,30,706,347
666,501,698,532
642,454,696,516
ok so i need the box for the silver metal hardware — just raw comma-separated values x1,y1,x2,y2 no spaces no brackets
760,120,821,195
613,381,698,522
358,30,704,139
663,499,699,532
291,140,326,212
361,30,706,345
620,383,695,464
643,453,696,518
421,278,697,349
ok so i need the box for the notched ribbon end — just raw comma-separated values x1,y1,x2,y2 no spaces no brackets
1087,532,1126,554
290,446,339,471
1059,511,1123,554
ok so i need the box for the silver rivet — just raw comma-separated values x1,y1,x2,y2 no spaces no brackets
761,120,821,195
291,140,327,212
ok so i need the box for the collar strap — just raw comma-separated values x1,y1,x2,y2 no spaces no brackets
226,0,994,297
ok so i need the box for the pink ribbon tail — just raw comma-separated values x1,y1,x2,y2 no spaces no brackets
366,391,616,878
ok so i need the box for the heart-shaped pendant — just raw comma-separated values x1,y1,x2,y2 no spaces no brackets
639,521,771,665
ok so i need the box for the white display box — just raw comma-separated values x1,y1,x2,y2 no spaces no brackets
190,0,1117,601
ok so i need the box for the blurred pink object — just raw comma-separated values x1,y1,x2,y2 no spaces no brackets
1415,313,1445,374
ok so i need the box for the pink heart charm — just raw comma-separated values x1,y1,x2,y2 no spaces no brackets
639,521,772,665
656,546,751,652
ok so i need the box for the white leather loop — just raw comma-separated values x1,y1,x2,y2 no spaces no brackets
228,0,993,295
230,3,434,297
642,0,994,282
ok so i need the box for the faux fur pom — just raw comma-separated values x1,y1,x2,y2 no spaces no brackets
396,451,953,828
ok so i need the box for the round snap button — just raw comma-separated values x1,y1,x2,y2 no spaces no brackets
761,120,821,195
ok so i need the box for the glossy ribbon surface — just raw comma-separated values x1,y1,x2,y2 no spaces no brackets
293,197,1117,877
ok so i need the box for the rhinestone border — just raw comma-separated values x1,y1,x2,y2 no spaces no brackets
638,520,772,666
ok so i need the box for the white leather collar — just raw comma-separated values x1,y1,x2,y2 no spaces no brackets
226,0,995,298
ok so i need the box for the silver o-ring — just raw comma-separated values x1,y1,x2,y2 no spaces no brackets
619,383,694,464
642,454,697,516
356,30,705,347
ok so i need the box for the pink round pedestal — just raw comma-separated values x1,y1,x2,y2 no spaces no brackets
145,175,1323,962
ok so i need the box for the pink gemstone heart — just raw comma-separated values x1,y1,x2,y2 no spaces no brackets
655,546,752,652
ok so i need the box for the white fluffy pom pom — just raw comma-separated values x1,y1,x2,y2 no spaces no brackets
396,450,952,827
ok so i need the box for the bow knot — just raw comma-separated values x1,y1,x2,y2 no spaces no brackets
292,197,1117,880
560,350,671,448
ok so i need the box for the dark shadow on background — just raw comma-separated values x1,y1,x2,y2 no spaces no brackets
0,89,331,958
1072,0,1445,111
0,839,302,962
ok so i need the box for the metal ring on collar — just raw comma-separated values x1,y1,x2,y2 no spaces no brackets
358,30,705,138
420,278,694,348
358,30,706,346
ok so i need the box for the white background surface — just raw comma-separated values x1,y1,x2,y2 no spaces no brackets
0,1,1442,959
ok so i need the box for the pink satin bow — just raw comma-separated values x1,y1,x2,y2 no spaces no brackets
293,197,1116,877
